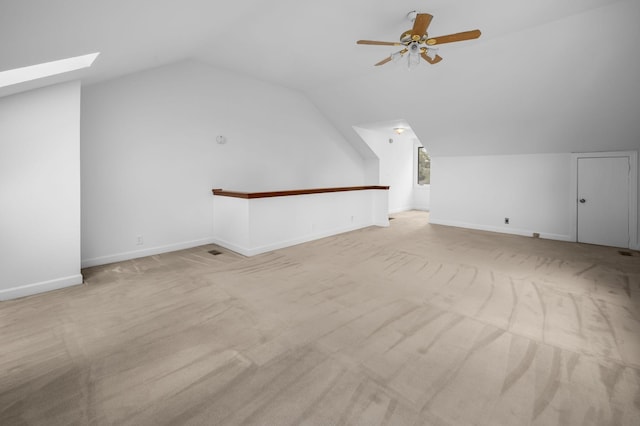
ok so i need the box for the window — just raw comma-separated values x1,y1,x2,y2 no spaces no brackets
0,53,100,89
417,147,430,185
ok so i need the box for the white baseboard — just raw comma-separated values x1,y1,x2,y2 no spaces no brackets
213,222,380,257
81,237,216,268
388,205,414,215
209,238,251,257
0,274,83,301
388,207,430,214
428,219,573,242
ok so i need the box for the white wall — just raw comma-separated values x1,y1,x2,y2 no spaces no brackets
413,185,430,211
353,127,431,213
430,154,573,240
0,82,82,300
305,1,639,243
353,127,415,213
81,60,368,267
213,189,389,256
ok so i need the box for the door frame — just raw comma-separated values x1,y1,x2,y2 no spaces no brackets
570,151,638,249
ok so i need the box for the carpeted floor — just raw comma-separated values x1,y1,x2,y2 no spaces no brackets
1,211,639,425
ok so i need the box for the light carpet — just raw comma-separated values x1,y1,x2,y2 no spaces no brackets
1,211,639,425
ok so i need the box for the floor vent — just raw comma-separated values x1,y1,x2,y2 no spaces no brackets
208,249,223,256
389,217,395,221
618,250,633,256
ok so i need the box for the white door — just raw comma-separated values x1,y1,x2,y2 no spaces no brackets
577,156,629,248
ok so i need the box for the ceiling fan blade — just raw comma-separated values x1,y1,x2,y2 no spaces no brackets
357,40,403,46
411,13,433,39
374,56,393,66
421,52,443,64
374,48,408,66
426,29,481,45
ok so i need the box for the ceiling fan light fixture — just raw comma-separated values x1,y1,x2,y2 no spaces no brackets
408,53,420,69
407,42,421,69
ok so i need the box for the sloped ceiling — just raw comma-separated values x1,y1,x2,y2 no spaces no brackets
0,0,623,92
1,0,637,156
305,0,640,156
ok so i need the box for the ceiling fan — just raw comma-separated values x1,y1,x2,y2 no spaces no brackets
357,11,481,67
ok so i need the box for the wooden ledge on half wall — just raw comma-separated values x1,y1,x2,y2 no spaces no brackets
212,186,390,199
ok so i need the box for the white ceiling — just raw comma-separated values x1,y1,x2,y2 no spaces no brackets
3,0,637,158
354,120,418,141
0,0,623,94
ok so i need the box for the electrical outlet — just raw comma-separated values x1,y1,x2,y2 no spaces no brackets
136,235,143,245
504,218,509,225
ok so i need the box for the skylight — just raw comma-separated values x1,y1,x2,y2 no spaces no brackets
0,52,100,89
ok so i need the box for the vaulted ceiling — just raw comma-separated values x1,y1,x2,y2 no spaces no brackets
1,0,638,156
310,0,640,156
0,0,623,92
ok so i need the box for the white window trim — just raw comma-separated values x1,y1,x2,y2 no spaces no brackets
414,140,430,189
